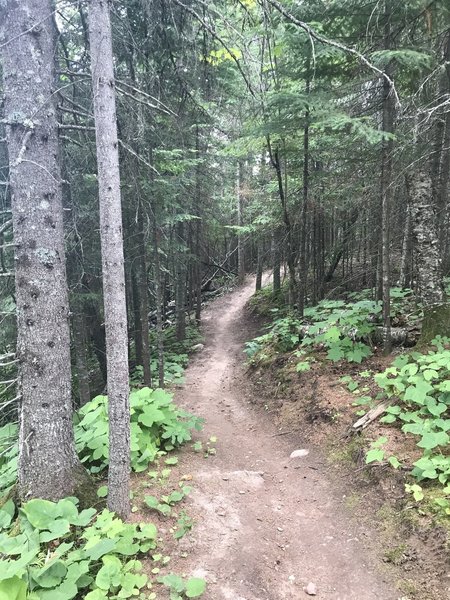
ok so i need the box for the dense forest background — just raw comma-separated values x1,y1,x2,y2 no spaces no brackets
1,0,450,498
2,0,450,406
1,1,450,598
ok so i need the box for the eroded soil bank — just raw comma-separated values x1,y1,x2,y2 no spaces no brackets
170,278,407,600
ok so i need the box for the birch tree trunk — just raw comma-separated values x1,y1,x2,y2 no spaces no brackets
397,201,412,289
88,0,130,518
408,171,444,306
407,171,449,346
1,0,91,501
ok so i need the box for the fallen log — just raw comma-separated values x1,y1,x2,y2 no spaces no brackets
351,400,393,432
297,324,419,347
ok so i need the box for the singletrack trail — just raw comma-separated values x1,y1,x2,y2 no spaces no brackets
175,277,398,600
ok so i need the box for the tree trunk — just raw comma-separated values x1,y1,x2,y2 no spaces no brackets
195,125,203,324
138,204,151,387
255,243,263,291
72,308,91,408
272,230,281,293
153,222,165,388
398,199,412,288
298,61,310,316
407,171,445,306
175,221,186,342
131,267,143,367
89,0,130,519
237,162,245,285
436,31,450,266
380,2,394,354
268,139,296,304
324,208,359,283
1,0,91,501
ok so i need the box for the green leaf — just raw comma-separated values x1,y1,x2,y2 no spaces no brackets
380,414,397,424
0,577,27,600
32,559,67,588
84,539,117,560
388,456,401,469
417,431,449,450
0,500,15,530
160,574,185,593
296,361,311,372
365,449,385,464
85,591,109,600
21,499,59,530
39,519,71,542
327,345,344,362
34,580,78,600
97,486,108,498
185,577,207,598
95,555,122,590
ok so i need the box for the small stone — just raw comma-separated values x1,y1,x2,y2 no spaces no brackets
304,582,317,596
290,449,310,459
191,343,204,352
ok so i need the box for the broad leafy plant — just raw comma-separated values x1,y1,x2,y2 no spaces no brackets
75,387,203,474
245,297,381,365
0,497,157,599
366,337,450,487
0,387,203,492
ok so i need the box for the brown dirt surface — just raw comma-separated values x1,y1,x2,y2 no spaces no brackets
166,277,409,600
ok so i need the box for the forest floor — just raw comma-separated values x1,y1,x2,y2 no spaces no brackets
163,276,409,600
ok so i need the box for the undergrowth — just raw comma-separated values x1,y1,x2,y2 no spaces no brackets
245,296,383,365
0,388,203,493
0,351,206,598
247,285,450,521
364,336,450,515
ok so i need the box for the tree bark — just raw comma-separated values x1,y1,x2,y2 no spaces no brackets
1,0,91,501
237,162,246,285
131,266,143,367
267,138,296,304
152,222,165,388
137,203,151,387
298,58,310,316
397,199,412,288
89,0,130,519
380,2,394,354
272,230,281,293
72,308,91,407
255,243,263,291
407,171,444,306
175,221,186,342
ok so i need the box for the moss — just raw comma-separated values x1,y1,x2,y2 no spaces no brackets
397,578,419,597
328,434,365,465
344,492,361,510
384,543,407,565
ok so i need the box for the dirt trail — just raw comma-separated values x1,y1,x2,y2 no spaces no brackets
175,278,399,600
